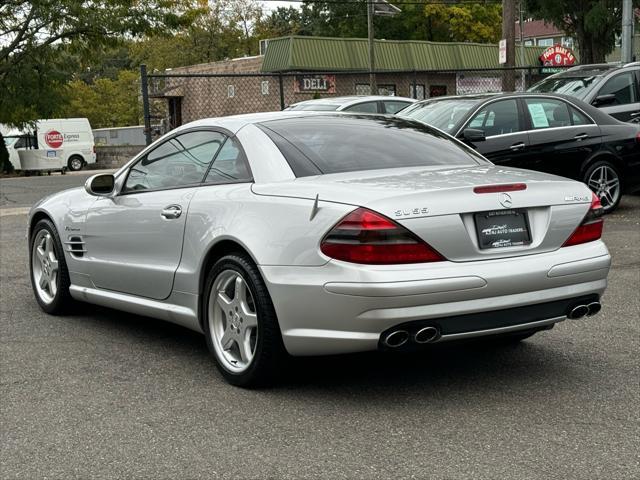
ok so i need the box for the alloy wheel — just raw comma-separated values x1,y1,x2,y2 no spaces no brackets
208,270,259,373
32,229,59,304
587,165,620,211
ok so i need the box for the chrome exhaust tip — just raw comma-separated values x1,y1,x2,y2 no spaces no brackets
414,326,441,344
586,302,602,317
383,330,409,348
568,304,589,319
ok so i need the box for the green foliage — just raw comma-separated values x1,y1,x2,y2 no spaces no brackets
527,0,639,63
0,132,13,174
62,70,142,128
0,0,200,127
424,4,503,43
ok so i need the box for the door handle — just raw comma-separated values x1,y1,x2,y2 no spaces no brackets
574,133,589,140
161,205,182,219
509,142,526,151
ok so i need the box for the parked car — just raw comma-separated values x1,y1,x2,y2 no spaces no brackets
528,62,640,123
29,112,610,387
398,93,640,212
285,95,416,114
3,118,96,172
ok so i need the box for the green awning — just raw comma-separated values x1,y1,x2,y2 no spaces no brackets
261,36,549,72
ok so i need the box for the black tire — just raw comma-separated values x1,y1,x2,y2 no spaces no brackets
67,155,84,171
29,219,73,314
583,160,622,213
203,253,286,388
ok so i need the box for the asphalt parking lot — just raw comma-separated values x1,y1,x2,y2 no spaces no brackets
1,172,638,479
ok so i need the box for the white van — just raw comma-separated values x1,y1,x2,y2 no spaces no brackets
3,118,96,171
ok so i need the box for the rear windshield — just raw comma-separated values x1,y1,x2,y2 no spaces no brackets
399,99,481,133
285,103,340,111
258,115,486,177
528,76,603,99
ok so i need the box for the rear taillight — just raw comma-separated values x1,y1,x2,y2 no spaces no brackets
636,131,640,144
320,207,444,264
563,192,604,247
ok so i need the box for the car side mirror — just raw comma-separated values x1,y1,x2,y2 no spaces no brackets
592,94,616,107
85,173,115,196
462,128,486,143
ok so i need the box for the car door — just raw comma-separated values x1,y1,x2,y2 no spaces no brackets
594,70,640,123
85,130,226,300
457,98,531,166
522,97,602,178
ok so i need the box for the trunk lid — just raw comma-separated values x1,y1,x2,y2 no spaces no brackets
252,165,593,261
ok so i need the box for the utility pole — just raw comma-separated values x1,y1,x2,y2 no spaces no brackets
501,0,516,92
519,0,525,90
368,0,376,95
621,0,633,64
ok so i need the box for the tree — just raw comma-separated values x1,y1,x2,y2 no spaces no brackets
62,70,142,128
527,0,639,63
423,3,503,43
0,0,198,127
255,6,304,39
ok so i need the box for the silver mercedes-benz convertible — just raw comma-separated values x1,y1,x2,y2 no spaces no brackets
28,112,611,386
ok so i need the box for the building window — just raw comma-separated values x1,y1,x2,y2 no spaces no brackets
524,40,534,46
227,85,235,98
377,84,396,96
429,85,447,97
410,84,425,100
537,38,554,47
356,83,371,95
261,81,269,95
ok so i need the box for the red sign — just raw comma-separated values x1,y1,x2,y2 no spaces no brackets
45,130,63,148
539,44,576,67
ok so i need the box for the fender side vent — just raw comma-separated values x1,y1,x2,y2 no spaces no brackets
64,236,86,258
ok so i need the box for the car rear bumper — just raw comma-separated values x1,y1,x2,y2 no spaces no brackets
260,241,610,356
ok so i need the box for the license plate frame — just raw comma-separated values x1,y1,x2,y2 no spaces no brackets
474,209,531,250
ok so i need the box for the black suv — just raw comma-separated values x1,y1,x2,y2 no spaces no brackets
528,62,640,123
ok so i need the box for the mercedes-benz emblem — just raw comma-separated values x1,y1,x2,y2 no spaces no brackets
498,192,513,208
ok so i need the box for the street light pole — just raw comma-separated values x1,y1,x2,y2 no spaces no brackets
368,0,376,95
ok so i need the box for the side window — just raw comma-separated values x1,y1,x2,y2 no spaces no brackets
124,130,225,192
570,106,592,126
524,98,572,129
597,73,638,105
383,101,411,114
204,137,252,184
466,100,521,136
343,101,378,113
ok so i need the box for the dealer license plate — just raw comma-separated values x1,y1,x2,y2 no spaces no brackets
474,209,531,249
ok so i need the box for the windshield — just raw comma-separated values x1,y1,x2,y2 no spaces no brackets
528,76,602,99
285,103,340,111
398,99,481,133
258,115,486,177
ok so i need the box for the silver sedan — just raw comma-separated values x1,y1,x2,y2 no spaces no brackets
28,112,611,387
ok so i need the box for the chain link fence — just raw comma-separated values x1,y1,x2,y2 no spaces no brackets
141,65,570,145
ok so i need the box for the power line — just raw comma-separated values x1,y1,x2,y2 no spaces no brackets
261,1,502,5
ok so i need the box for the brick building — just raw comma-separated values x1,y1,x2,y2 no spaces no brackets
151,36,549,127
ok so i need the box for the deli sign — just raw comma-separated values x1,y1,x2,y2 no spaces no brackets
294,74,336,93
539,44,576,67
